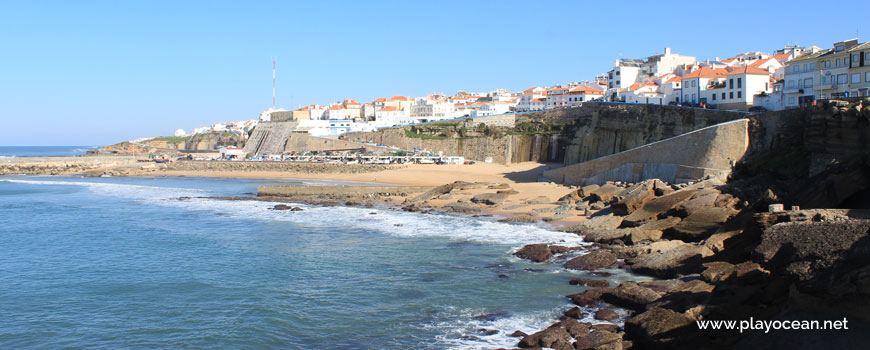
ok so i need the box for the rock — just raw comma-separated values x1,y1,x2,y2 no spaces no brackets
522,327,571,348
514,244,552,262
637,216,682,232
569,278,610,287
552,339,573,350
628,228,663,244
629,241,713,278
574,214,625,233
563,306,586,319
573,330,622,350
582,228,632,244
499,215,539,223
624,307,693,346
478,328,499,335
471,192,509,205
594,309,618,321
497,189,520,195
557,190,581,204
549,245,583,254
652,179,674,196
563,250,617,270
700,261,769,285
510,330,528,337
270,204,294,210
649,280,715,313
591,323,621,333
443,202,481,214
544,212,574,222
402,204,422,212
601,282,662,311
561,317,590,338
527,196,554,204
670,207,734,241
289,207,304,211
754,219,870,293
488,183,510,189
622,189,698,227
409,182,457,202
612,180,657,216
567,288,611,306
582,184,624,204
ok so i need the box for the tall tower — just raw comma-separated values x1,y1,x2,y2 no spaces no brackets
272,58,276,109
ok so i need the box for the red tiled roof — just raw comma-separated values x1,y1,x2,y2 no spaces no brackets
681,67,728,79
378,106,398,112
772,53,791,61
373,97,386,103
329,105,345,110
569,86,603,94
725,66,771,76
388,95,410,101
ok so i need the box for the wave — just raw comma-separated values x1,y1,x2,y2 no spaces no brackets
1,177,585,247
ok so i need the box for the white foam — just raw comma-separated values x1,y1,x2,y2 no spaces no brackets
2,177,585,247
425,306,567,349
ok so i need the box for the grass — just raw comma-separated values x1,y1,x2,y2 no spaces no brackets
404,129,448,140
147,136,188,144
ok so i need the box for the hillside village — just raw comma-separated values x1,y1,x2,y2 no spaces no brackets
178,38,870,141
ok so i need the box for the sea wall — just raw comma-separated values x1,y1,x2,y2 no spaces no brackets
543,119,749,185
243,121,299,155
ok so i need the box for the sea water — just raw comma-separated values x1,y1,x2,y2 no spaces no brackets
0,175,633,349
0,146,100,157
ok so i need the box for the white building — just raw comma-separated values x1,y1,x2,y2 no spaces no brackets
783,49,828,108
374,106,411,127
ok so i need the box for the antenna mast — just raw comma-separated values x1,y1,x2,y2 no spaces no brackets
272,57,277,109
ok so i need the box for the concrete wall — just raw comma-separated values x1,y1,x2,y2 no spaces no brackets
543,119,749,185
243,121,298,155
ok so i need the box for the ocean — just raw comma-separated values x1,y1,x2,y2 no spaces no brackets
0,175,634,349
0,146,100,157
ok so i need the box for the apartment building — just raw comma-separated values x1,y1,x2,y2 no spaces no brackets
847,42,870,97
817,39,860,99
783,50,827,108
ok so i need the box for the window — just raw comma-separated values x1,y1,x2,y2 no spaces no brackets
867,72,870,82
737,78,742,89
730,92,734,99
866,52,870,61
824,60,831,68
822,76,827,84
836,59,841,68
722,92,726,100
836,44,845,51
810,63,815,70
853,74,861,83
793,65,800,73
616,71,620,75
804,78,812,88
789,80,795,88
616,80,620,85
738,91,742,98
837,74,848,84
853,54,860,63
729,79,734,89
712,94,716,101
685,94,689,101
692,94,696,102
789,96,796,104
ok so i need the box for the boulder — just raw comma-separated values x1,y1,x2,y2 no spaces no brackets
471,192,509,205
561,317,590,338
499,215,539,223
573,214,624,234
497,189,520,195
629,241,712,278
649,280,715,313
582,228,632,244
612,180,658,216
601,282,662,311
557,191,581,204
526,196,553,204
637,216,682,231
549,245,584,254
564,250,618,270
582,184,624,204
569,278,610,287
410,182,457,202
594,309,618,321
754,220,870,293
488,183,510,189
567,288,611,306
519,326,572,348
624,307,693,346
573,330,622,350
652,179,674,196
443,202,481,214
563,306,587,319
670,207,734,241
622,189,698,227
514,243,552,262
628,228,663,244
591,323,621,333
510,330,528,337
700,261,769,285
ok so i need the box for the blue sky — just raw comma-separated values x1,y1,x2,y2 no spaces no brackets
1,0,867,146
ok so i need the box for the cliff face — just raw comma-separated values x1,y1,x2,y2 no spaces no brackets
343,104,749,164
